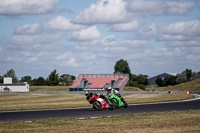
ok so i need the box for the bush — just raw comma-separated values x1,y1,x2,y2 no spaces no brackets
138,84,146,90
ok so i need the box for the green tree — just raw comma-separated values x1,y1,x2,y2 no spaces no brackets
176,71,187,84
137,74,149,85
21,76,32,83
46,69,59,86
156,75,166,87
114,59,132,80
29,77,46,86
0,75,3,83
130,74,148,86
3,69,18,83
165,76,177,85
60,74,76,86
128,80,138,87
176,69,194,84
186,69,192,81
36,77,46,85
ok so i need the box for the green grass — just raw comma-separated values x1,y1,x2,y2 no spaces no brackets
29,86,70,91
0,110,199,133
145,86,167,91
124,86,141,91
0,94,194,111
146,78,200,91
164,78,200,91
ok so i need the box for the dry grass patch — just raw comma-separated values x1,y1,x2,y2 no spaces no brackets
29,86,69,91
0,93,194,111
123,93,194,104
164,78,200,91
0,110,199,133
0,94,88,111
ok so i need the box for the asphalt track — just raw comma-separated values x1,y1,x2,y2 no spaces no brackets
0,95,200,121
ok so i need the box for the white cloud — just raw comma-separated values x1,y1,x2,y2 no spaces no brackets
186,54,200,61
43,16,86,31
128,0,196,15
59,58,79,68
71,26,101,41
112,20,140,32
14,23,40,34
124,40,148,48
25,57,38,63
6,57,18,62
73,0,131,24
0,0,59,15
1,0,199,79
83,54,96,61
101,36,118,46
12,32,64,44
160,19,200,44
14,16,86,35
138,23,159,39
164,19,200,36
55,53,73,61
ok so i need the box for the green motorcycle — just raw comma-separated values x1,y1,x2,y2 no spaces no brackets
108,93,128,108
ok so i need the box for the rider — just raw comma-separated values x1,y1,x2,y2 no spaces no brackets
107,86,120,96
85,91,109,103
85,91,93,104
107,86,125,102
99,93,109,103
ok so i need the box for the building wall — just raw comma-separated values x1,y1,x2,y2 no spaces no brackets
148,73,176,85
0,84,29,92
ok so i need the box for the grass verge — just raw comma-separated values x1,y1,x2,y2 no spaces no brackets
0,110,199,133
146,78,200,91
29,86,70,91
0,94,194,111
164,78,200,91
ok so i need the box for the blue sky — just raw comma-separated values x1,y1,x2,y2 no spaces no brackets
0,0,200,79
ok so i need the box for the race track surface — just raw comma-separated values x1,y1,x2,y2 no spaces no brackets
0,96,200,121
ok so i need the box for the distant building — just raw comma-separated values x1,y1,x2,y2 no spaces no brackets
148,73,177,85
0,77,29,92
70,74,129,91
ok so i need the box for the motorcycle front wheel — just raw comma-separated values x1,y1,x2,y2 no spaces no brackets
93,101,102,111
108,103,114,110
111,98,119,108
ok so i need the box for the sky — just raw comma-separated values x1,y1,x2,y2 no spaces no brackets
0,0,200,79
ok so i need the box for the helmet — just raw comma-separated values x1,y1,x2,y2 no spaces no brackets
108,86,111,92
85,91,88,96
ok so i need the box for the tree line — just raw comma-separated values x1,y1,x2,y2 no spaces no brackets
1,59,200,88
0,69,75,86
114,59,148,90
114,59,200,89
156,69,200,87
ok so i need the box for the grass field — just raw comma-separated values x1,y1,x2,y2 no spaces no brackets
164,78,200,91
146,78,200,91
0,93,194,111
0,110,199,133
30,86,69,91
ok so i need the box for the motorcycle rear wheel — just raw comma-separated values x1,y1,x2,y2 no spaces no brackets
123,101,128,108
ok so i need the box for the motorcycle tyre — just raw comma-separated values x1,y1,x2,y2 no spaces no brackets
123,101,128,108
111,98,119,108
108,103,114,110
93,101,102,111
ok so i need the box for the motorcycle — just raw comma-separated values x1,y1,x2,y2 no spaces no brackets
108,93,128,108
89,93,114,111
